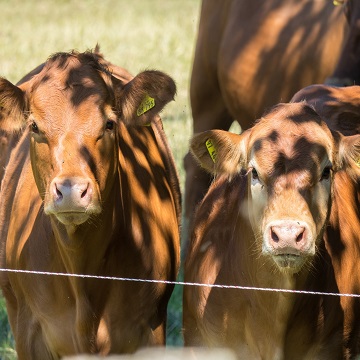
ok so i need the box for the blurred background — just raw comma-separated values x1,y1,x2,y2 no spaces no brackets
0,0,201,358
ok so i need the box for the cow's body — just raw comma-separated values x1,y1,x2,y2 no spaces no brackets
326,169,360,358
183,102,360,359
184,0,349,220
326,0,360,86
0,50,181,359
292,84,360,357
291,84,360,136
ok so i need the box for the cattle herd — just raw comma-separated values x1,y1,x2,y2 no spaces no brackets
0,0,359,359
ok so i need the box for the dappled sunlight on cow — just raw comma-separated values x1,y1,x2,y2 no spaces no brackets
183,102,360,359
291,85,360,357
184,0,353,227
0,49,181,359
326,0,360,86
291,84,360,136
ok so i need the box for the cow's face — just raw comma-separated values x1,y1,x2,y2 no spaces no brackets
0,51,176,229
246,104,335,272
191,102,360,273
26,56,118,227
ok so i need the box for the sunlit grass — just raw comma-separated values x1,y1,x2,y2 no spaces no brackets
0,0,201,355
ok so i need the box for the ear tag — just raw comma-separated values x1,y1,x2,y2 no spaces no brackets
206,138,217,163
356,158,360,168
333,0,343,5
137,94,155,117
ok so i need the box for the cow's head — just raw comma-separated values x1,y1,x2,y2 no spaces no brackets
190,102,360,273
0,50,176,228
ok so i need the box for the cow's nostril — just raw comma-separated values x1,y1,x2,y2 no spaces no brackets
80,183,92,200
55,184,63,200
271,228,279,242
81,187,88,199
296,230,305,243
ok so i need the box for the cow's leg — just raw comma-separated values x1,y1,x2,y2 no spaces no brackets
182,307,206,347
15,311,54,360
1,288,52,359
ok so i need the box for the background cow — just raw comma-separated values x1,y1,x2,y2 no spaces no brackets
183,102,360,359
291,84,360,357
183,0,354,228
0,50,181,359
326,0,360,86
291,84,360,136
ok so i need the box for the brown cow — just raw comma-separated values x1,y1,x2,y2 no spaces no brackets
183,102,360,359
326,0,360,86
0,50,181,359
291,84,360,136
291,84,360,357
184,0,351,225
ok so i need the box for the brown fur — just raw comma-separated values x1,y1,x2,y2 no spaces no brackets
326,0,360,86
184,102,360,359
184,0,351,221
0,50,181,359
291,85,360,136
291,86,360,357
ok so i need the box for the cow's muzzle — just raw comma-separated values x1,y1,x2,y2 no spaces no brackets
45,176,101,225
263,220,315,272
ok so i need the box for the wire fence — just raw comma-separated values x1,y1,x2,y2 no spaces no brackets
1,266,360,359
0,267,359,298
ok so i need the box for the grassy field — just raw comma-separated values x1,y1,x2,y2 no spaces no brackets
0,0,201,358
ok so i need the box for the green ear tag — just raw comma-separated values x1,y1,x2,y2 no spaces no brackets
137,94,155,117
206,138,217,163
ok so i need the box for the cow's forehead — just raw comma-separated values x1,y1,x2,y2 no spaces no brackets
29,53,111,107
249,103,334,173
26,55,114,136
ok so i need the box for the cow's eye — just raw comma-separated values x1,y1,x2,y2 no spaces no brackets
251,168,259,180
320,166,332,181
31,121,39,134
105,120,115,131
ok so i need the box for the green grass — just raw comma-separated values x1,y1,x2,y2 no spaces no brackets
0,0,201,356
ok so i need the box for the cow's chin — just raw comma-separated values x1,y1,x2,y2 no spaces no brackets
272,254,308,274
54,212,90,226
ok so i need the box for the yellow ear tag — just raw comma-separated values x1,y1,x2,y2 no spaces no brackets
356,158,360,168
206,138,217,163
333,0,343,5
137,94,155,117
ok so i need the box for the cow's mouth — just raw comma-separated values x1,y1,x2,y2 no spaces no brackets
54,212,90,226
273,254,306,272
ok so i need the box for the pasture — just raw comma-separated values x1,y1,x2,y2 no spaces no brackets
0,0,201,358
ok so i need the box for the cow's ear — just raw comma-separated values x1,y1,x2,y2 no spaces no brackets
337,133,360,172
190,129,250,176
116,70,176,125
0,78,27,131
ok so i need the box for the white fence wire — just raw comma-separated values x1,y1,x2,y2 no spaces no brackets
0,267,359,298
